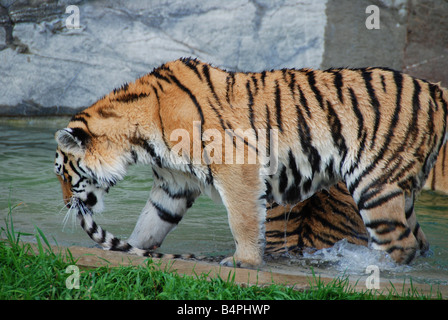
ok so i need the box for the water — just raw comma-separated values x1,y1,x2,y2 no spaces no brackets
1,118,448,287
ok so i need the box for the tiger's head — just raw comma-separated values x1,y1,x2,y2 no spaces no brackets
54,126,130,214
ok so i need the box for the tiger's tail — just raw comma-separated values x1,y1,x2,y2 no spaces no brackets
75,200,201,261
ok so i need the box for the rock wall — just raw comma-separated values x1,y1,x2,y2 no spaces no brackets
0,0,447,116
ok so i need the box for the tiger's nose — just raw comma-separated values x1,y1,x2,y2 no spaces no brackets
85,192,97,207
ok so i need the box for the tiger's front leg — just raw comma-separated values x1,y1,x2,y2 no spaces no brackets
127,174,200,250
215,165,267,268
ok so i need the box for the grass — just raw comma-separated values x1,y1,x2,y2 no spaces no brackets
0,203,443,300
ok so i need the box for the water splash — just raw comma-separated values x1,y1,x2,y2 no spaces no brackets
300,239,414,275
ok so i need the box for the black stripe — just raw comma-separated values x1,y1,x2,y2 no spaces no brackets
413,223,422,238
151,85,160,104
246,80,258,140
151,70,172,84
265,104,272,165
365,219,406,235
306,70,324,109
349,88,363,140
152,85,171,151
358,190,402,211
113,92,150,103
208,99,227,131
225,72,235,106
181,57,203,81
333,71,343,103
98,107,119,118
283,150,302,202
288,71,296,100
297,83,312,118
70,115,89,128
160,185,194,200
110,237,120,250
295,104,321,173
202,64,222,107
142,142,162,167
288,149,301,186
278,165,288,194
156,81,165,93
169,75,204,124
409,79,421,143
405,206,414,220
274,81,283,132
252,75,259,96
326,100,347,158
99,228,106,243
260,71,266,87
130,150,138,163
370,236,392,246
397,227,411,241
151,200,183,224
361,69,380,148
206,166,214,185
307,206,365,241
87,220,98,238
69,113,97,139
390,160,417,185
380,74,387,92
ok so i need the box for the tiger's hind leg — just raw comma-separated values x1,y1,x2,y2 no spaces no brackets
356,187,419,264
405,191,430,255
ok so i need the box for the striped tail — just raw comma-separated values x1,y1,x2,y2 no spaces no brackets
75,201,200,261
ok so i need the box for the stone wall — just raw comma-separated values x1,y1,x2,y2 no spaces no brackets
0,0,447,116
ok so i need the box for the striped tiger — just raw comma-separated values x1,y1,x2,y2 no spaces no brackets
54,58,448,267
265,138,448,256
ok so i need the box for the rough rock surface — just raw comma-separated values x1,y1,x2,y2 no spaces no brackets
0,0,447,116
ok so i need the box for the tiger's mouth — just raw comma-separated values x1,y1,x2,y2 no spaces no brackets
64,192,97,210
67,197,93,215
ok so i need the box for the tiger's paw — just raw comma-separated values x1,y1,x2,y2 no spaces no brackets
219,255,263,269
375,231,419,264
387,245,419,264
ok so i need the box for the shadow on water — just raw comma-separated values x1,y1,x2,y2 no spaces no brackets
1,118,448,287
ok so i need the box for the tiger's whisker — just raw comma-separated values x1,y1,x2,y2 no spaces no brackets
61,198,79,232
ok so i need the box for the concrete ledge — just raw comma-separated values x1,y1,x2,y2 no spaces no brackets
27,243,448,298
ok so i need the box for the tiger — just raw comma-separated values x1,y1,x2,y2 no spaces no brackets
264,181,368,256
425,143,448,194
264,137,448,256
54,57,448,268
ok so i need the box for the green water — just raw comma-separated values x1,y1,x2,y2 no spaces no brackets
1,118,447,286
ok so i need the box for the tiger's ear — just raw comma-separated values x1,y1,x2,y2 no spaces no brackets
55,128,90,156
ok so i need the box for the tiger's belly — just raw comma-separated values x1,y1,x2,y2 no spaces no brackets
264,154,342,205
